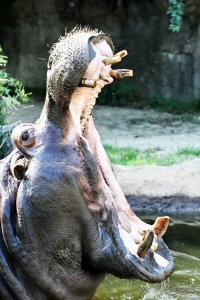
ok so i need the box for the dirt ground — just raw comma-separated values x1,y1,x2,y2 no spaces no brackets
8,98,200,153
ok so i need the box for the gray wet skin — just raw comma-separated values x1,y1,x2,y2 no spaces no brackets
0,28,174,300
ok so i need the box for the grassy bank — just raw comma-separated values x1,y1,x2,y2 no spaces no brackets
104,145,200,166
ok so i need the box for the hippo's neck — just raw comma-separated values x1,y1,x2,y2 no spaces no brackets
38,93,69,126
38,86,98,137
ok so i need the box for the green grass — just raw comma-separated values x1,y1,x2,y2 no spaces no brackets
104,145,200,166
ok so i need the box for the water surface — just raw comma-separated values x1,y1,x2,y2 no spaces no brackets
93,214,200,300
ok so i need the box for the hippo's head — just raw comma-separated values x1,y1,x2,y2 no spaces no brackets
0,27,173,300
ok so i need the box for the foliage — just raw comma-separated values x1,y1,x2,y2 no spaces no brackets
97,83,200,119
97,83,135,106
149,94,200,116
104,145,200,166
0,45,31,156
166,0,185,32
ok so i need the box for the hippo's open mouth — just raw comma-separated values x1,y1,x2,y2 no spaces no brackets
68,72,172,274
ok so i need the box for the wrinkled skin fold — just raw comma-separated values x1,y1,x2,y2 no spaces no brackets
0,27,174,300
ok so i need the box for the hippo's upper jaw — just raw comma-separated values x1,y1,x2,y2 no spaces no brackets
0,27,173,300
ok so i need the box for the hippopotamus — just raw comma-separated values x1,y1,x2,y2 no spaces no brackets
0,27,174,299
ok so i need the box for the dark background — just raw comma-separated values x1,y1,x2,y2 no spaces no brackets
0,0,200,100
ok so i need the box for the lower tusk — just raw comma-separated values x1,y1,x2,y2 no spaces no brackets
79,78,97,88
102,56,121,66
110,69,133,79
114,50,127,58
99,74,110,82
137,230,154,259
151,241,158,252
152,216,170,240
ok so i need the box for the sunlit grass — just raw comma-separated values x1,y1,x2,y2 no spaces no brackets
104,145,200,166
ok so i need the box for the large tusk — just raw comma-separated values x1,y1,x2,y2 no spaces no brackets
102,56,121,66
79,78,97,88
110,69,133,79
137,230,154,259
114,50,127,58
152,216,170,240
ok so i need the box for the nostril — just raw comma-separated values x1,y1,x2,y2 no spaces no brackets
21,131,29,141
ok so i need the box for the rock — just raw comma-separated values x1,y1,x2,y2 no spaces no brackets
114,159,200,214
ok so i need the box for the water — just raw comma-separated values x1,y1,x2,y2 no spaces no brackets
92,214,200,300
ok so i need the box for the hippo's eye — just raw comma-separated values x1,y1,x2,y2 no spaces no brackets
22,131,29,141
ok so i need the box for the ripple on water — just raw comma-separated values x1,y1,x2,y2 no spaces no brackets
140,281,178,300
140,278,200,300
93,255,200,300
93,275,200,299
93,219,200,300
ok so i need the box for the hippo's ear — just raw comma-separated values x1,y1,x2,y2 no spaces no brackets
10,158,29,182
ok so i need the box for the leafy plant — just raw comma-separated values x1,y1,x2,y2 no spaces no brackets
98,83,200,119
97,83,135,106
166,0,185,32
0,45,31,156
149,94,200,116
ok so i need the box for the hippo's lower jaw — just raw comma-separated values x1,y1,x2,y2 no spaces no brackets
66,83,174,282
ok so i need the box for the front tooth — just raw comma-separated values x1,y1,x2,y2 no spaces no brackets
81,78,96,87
